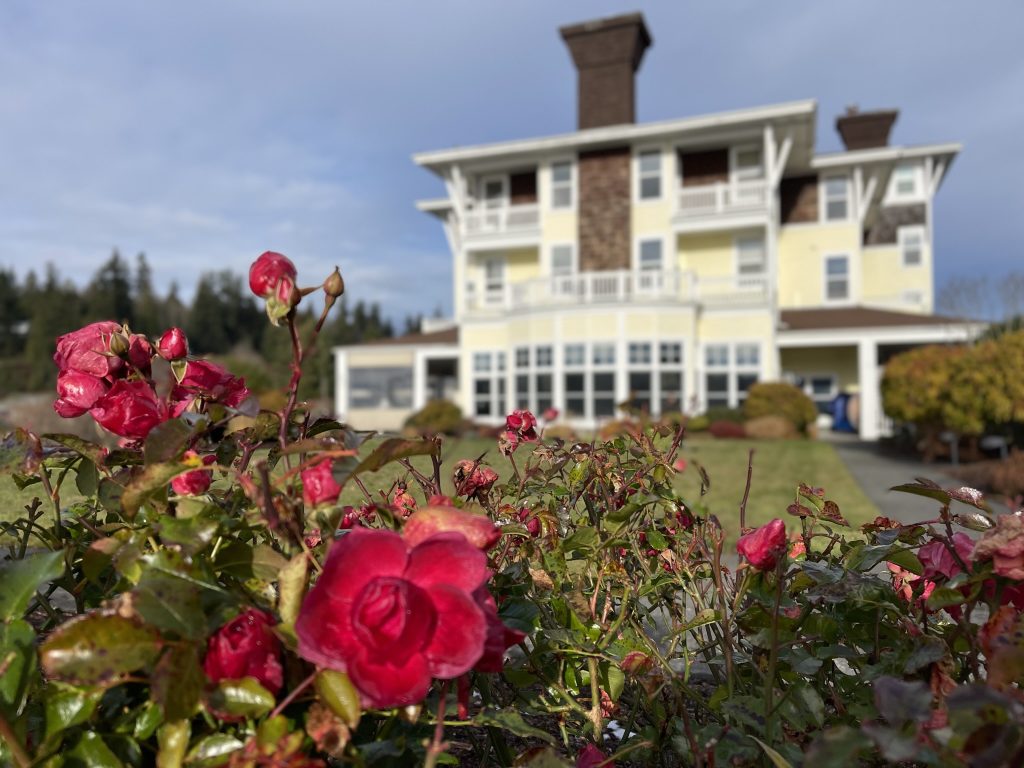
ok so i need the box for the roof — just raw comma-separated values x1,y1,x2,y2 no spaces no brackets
779,306,969,331
343,326,459,348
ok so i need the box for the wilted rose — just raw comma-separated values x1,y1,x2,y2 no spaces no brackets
302,459,342,508
452,460,498,500
974,512,1024,580
505,409,538,442
157,327,189,360
89,379,167,440
53,321,124,378
171,359,250,415
295,529,489,708
736,518,787,571
203,608,284,695
53,370,109,418
919,533,974,581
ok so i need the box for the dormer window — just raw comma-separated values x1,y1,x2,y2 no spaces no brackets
550,161,574,209
822,176,849,221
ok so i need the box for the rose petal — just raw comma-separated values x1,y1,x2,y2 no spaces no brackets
296,592,359,672
403,505,500,551
348,648,433,709
405,534,489,592
321,529,409,597
424,584,487,679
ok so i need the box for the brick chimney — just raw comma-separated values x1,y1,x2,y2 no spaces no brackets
560,13,652,130
835,106,899,150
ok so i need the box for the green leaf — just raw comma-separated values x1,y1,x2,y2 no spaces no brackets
351,436,439,475
152,645,204,721
277,552,308,626
75,458,99,496
316,669,362,728
885,547,924,576
144,419,195,464
184,733,244,767
803,726,870,768
926,586,968,610
0,549,64,620
646,530,669,550
0,620,36,718
133,701,164,741
131,570,206,639
40,613,163,685
475,708,555,744
679,608,719,634
66,731,125,768
121,461,191,519
511,747,571,767
156,720,190,768
83,538,123,583
903,636,946,674
874,676,932,724
206,677,275,719
564,526,600,554
42,433,107,464
157,514,220,556
44,683,104,742
955,511,995,531
749,736,795,768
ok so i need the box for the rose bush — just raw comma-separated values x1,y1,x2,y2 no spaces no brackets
2,252,1023,767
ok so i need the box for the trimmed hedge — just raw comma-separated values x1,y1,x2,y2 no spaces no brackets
404,398,464,436
743,382,818,433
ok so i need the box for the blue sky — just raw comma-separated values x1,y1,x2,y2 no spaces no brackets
1,1,1022,321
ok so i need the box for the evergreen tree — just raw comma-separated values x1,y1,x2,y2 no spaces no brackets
83,250,134,325
132,253,163,335
163,282,188,331
0,269,26,357
24,264,82,389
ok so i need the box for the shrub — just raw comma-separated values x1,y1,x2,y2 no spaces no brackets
743,381,818,433
709,419,747,438
992,448,1024,499
704,405,745,423
404,398,464,436
685,413,710,432
543,423,577,442
598,418,640,441
744,414,799,440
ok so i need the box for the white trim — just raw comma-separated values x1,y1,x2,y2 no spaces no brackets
478,174,509,206
811,142,962,169
333,349,349,420
632,233,669,273
729,143,764,185
734,233,768,281
412,345,461,411
414,99,817,169
777,322,983,348
823,253,852,304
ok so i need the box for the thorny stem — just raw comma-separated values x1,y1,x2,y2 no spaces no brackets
424,680,450,768
38,464,63,541
764,562,785,745
278,313,305,460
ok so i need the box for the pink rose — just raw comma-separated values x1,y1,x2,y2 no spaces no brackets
54,370,109,418
89,379,167,440
576,744,613,768
736,518,787,571
403,505,501,551
672,457,687,473
171,451,216,496
295,529,490,708
157,327,189,361
249,251,299,322
171,360,250,415
126,334,154,374
203,608,283,695
302,459,342,508
542,407,559,422
53,321,124,377
974,513,1024,581
505,409,538,442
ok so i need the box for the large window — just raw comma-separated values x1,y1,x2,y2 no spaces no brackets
563,342,617,420
514,345,553,413
349,367,413,409
637,150,662,200
624,341,686,417
735,344,760,405
825,255,850,301
550,161,574,209
564,344,586,418
551,244,575,275
703,343,760,409
822,176,849,221
483,258,505,305
704,345,730,408
473,351,506,418
899,226,924,267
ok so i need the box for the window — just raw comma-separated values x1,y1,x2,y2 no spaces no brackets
535,346,554,413
899,226,924,267
703,343,760,409
551,244,575,275
628,342,652,365
825,255,850,301
637,150,662,200
732,146,764,181
704,345,730,408
473,352,506,418
822,176,849,221
563,342,618,420
891,163,920,199
735,236,767,285
592,344,615,366
349,367,413,409
735,344,760,405
514,347,530,410
550,161,573,209
564,344,585,367
564,345,586,418
638,238,663,272
483,258,505,304
791,374,837,415
514,345,554,413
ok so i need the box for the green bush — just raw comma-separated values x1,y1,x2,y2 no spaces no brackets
703,405,745,423
743,382,818,433
404,398,464,436
685,414,710,432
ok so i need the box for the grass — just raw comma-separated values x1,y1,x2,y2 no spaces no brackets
0,435,879,546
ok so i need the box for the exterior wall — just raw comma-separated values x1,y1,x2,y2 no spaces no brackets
780,346,858,390
343,407,409,432
538,160,578,244
631,146,672,239
777,223,861,308
861,245,933,313
340,346,417,432
578,147,631,270
345,347,416,368
505,247,541,285
677,232,735,279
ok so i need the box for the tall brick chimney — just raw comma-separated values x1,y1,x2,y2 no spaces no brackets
560,13,652,130
835,106,899,150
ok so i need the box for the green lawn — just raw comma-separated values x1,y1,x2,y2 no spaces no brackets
1,435,879,544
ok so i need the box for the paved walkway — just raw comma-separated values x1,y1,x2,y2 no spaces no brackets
828,435,1009,524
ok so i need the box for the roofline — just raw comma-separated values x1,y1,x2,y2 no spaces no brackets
415,198,452,213
412,99,817,172
812,142,962,168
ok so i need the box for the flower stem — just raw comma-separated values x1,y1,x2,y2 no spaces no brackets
424,680,450,768
0,712,31,768
269,671,316,719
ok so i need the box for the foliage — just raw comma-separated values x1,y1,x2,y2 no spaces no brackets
744,414,799,440
703,406,745,424
2,254,1024,768
743,382,818,434
405,399,464,436
684,414,710,432
709,419,747,438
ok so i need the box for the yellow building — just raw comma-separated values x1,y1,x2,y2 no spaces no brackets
335,13,981,439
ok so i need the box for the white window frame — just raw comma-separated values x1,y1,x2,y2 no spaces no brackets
634,147,664,202
479,175,508,208
548,159,575,211
472,351,507,420
734,235,767,282
790,372,838,415
823,253,851,303
701,341,763,410
888,162,923,202
898,225,925,268
482,257,506,305
548,242,577,276
634,235,666,273
729,144,764,184
820,174,850,222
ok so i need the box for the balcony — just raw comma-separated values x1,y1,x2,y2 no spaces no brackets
464,270,770,314
673,180,770,232
461,203,541,246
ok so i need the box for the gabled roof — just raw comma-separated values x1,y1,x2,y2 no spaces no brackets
779,306,969,331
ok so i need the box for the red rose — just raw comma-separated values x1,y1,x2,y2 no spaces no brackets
89,379,167,440
157,327,189,360
452,460,498,500
172,451,216,496
249,251,299,323
171,360,251,415
576,744,613,768
542,407,559,422
53,321,124,377
403,505,500,551
295,529,489,708
919,533,974,581
302,459,341,508
126,334,154,374
472,587,526,673
505,409,538,442
736,518,787,571
203,608,283,695
54,370,109,417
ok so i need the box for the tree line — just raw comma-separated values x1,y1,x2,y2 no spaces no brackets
0,251,421,399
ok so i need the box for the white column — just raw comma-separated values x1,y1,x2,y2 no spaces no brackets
333,349,349,420
857,338,880,440
412,350,427,411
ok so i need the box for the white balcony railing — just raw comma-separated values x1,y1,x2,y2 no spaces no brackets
675,180,768,219
462,203,540,238
465,270,770,313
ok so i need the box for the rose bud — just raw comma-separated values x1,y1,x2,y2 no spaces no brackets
89,379,167,440
171,450,216,496
157,327,189,360
323,266,345,298
126,333,154,375
576,744,614,768
736,518,788,571
505,409,538,442
203,608,284,695
54,370,109,418
403,505,500,551
302,458,342,508
249,250,299,325
53,321,125,378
